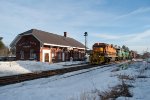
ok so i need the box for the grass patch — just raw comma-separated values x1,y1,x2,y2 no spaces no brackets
111,68,120,72
98,82,133,100
117,74,135,81
137,75,149,78
69,82,133,100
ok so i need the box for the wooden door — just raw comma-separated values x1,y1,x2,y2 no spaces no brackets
45,53,49,62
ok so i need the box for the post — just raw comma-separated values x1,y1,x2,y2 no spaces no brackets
84,32,88,55
0,37,3,40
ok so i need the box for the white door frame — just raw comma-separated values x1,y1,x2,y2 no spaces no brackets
42,49,51,62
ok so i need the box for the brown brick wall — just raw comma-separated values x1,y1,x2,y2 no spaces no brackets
16,35,40,61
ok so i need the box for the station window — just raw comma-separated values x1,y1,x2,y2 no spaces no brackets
20,50,24,59
30,49,34,59
30,49,37,60
58,52,61,60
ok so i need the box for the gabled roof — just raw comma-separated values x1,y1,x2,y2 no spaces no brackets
10,29,85,49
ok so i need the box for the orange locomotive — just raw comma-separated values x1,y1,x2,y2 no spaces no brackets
90,43,117,64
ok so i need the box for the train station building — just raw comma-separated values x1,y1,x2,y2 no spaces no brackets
10,29,85,63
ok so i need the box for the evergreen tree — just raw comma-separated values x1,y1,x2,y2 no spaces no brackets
0,38,10,56
122,45,129,51
142,52,150,59
0,37,4,49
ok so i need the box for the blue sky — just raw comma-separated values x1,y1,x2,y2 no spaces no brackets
0,0,150,53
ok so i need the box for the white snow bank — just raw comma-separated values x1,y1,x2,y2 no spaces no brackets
132,58,143,62
0,61,84,77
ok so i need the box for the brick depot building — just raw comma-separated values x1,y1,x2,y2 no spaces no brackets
10,29,85,62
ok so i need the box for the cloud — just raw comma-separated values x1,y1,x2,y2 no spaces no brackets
0,0,117,44
0,0,150,54
93,34,119,39
91,29,150,53
126,30,150,43
129,45,150,54
93,29,150,43
115,7,150,19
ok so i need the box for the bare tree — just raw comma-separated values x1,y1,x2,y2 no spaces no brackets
142,52,150,59
122,45,129,51
0,38,10,56
0,37,4,49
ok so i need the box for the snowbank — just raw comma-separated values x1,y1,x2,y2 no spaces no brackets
0,61,84,77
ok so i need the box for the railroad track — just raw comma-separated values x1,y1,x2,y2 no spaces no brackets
0,61,127,86
39,63,116,86
51,63,116,81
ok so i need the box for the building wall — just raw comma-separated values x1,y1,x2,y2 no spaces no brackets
16,35,40,61
40,46,85,63
16,35,85,62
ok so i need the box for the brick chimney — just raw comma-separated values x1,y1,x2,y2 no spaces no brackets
64,32,67,37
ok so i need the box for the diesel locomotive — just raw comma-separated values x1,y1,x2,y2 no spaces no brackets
90,43,131,64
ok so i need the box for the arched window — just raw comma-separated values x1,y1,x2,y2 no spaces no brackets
58,52,61,60
20,50,24,59
30,49,34,59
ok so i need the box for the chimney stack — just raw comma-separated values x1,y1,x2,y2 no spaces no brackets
64,32,67,37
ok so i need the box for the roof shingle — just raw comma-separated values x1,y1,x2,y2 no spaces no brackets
20,29,85,49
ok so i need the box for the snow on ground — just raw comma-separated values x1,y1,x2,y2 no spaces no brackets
131,62,150,100
0,61,84,77
0,63,120,100
115,61,150,100
0,60,150,100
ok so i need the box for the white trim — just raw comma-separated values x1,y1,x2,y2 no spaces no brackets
42,49,51,62
43,43,85,50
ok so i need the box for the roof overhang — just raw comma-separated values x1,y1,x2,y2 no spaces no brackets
43,43,85,50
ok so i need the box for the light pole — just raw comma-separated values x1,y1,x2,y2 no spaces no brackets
0,37,2,40
84,32,88,55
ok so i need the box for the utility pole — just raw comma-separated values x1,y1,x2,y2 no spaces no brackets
0,37,2,40
84,32,88,55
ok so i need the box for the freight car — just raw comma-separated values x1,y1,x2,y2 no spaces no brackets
90,43,117,64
